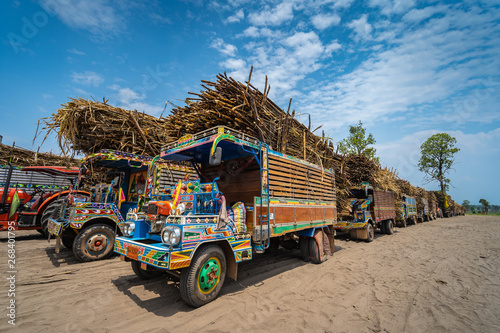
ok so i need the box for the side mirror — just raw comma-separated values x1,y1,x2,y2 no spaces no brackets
209,147,222,166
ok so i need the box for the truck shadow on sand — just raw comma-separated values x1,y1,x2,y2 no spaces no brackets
110,244,344,316
44,246,120,267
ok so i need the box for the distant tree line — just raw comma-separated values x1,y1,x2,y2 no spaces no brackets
462,199,497,214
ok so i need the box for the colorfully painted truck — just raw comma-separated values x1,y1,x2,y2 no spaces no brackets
398,195,417,227
417,197,433,222
334,184,396,241
0,164,89,235
115,126,337,307
47,150,194,261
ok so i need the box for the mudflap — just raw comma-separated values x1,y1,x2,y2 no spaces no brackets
349,228,368,240
323,225,335,255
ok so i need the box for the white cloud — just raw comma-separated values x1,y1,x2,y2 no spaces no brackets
325,40,342,54
243,26,260,37
227,9,244,23
369,0,415,16
117,87,142,104
39,0,125,37
248,2,294,26
311,13,341,30
294,5,500,134
67,48,85,55
211,37,238,57
403,5,448,23
70,71,104,86
347,14,373,40
108,85,163,115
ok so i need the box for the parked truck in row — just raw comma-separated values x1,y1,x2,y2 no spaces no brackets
114,127,337,307
334,184,396,241
47,149,195,261
398,195,417,227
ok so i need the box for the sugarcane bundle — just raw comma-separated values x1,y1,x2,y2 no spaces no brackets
0,143,79,167
38,98,171,156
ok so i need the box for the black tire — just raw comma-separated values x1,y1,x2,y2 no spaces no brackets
40,199,65,236
385,220,394,235
308,235,327,264
366,224,374,242
131,260,164,280
62,236,74,249
73,224,115,262
380,221,386,234
180,245,226,307
300,237,310,262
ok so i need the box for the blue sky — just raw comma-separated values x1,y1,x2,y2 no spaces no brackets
1,0,499,205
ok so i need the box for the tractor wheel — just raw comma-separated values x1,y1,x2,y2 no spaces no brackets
73,224,115,262
366,224,374,242
384,220,394,235
180,245,226,307
40,199,65,237
131,260,164,280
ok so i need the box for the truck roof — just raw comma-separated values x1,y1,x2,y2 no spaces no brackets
160,126,333,173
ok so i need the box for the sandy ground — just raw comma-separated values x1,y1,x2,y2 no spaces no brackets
1,215,499,332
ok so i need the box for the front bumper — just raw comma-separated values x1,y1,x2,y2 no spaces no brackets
115,237,172,269
333,221,368,230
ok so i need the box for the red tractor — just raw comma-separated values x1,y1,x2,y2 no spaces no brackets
0,164,90,235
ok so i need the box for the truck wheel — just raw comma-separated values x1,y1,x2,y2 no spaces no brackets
380,221,386,234
308,234,327,264
384,220,394,235
180,245,226,307
40,199,65,236
300,237,310,262
366,224,374,242
131,260,164,280
73,224,115,262
62,236,75,249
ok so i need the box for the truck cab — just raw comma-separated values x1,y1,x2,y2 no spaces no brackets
47,149,194,262
334,184,396,242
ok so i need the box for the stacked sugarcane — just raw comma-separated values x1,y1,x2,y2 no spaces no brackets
38,97,171,156
0,143,79,167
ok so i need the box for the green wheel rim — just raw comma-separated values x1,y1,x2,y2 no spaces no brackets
198,257,221,294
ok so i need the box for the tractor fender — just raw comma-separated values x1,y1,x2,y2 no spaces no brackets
37,190,90,215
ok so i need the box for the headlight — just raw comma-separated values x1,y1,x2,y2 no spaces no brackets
123,222,135,237
161,226,181,246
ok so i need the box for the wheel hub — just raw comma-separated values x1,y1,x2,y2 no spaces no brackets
86,233,108,253
199,258,220,293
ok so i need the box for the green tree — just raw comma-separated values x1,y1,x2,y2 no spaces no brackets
339,121,378,161
479,199,490,214
418,133,460,193
462,200,471,212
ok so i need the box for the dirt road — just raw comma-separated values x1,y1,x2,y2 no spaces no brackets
1,215,499,332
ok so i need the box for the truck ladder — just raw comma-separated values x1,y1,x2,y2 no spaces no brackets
258,142,271,251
